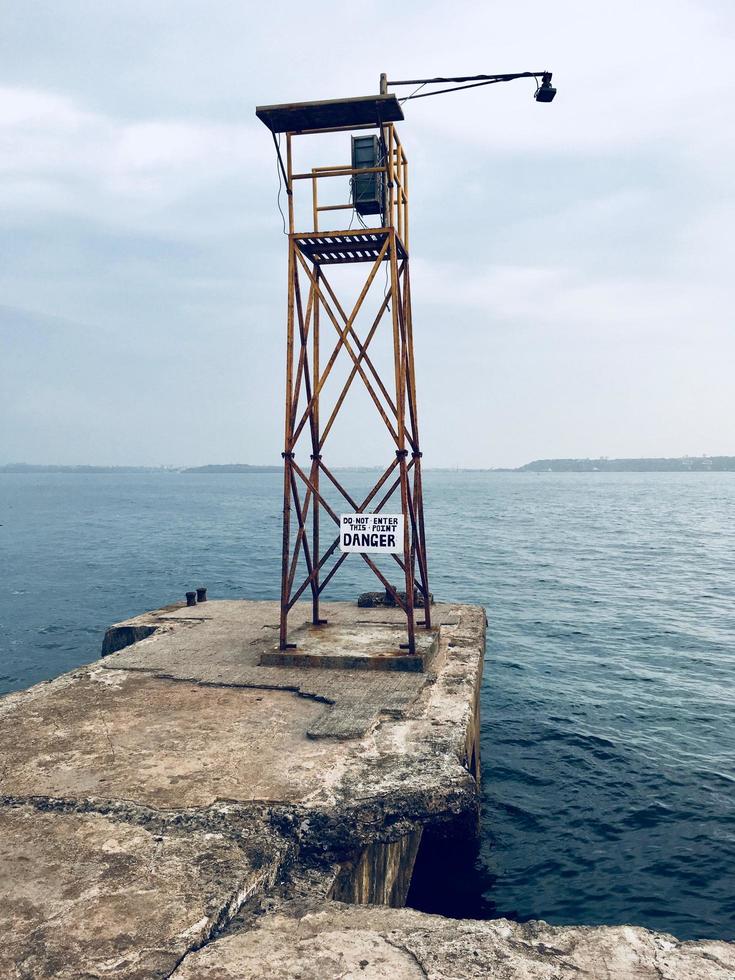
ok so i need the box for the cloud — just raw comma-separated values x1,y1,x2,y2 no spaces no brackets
0,0,733,466
413,257,729,343
394,1,733,160
0,86,269,229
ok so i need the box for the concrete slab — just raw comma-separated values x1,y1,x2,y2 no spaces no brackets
0,803,283,980
1,600,487,979
2,601,484,820
260,622,439,672
4,597,731,979
99,600,462,738
171,903,735,980
0,667,355,807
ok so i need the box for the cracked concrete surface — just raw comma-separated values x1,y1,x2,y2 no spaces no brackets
100,600,461,738
0,667,356,807
2,599,731,979
170,904,735,979
0,803,285,980
0,600,485,978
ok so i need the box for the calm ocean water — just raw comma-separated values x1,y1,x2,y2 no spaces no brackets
0,470,733,940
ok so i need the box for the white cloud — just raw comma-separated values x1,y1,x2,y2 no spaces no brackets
414,255,730,343
0,0,733,465
0,85,269,224
395,0,733,162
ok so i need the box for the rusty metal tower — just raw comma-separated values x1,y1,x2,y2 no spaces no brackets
256,69,556,655
257,80,429,655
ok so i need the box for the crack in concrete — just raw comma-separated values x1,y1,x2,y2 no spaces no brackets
697,950,735,972
163,869,278,980
94,663,427,740
0,792,294,850
382,934,429,979
2,601,491,978
100,663,338,705
1,792,301,979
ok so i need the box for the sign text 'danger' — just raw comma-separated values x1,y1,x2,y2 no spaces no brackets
339,514,404,554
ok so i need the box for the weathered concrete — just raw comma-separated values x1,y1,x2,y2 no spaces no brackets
172,903,735,979
0,804,284,980
330,829,424,907
358,589,433,609
260,621,439,671
0,600,485,978
3,597,731,979
99,600,465,738
0,667,358,807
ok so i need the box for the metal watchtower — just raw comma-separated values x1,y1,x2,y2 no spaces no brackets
256,68,556,656
257,84,430,655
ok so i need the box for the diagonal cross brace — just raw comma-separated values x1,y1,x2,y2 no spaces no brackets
286,457,412,612
291,243,399,447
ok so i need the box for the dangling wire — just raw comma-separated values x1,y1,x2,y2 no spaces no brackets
274,133,287,236
348,174,369,230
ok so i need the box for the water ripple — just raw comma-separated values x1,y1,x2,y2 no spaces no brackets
1,469,733,940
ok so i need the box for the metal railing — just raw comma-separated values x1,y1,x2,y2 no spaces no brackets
284,123,409,248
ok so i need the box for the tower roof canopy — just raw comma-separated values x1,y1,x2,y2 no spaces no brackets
256,94,403,134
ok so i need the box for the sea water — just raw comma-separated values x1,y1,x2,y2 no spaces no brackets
0,470,733,940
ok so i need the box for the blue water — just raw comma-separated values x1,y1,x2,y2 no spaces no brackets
1,471,733,941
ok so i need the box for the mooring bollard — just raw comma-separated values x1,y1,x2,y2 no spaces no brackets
185,591,197,607
196,587,207,603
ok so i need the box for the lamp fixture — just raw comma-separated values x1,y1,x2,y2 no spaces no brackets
534,72,557,103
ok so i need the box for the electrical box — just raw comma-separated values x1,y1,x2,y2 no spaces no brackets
351,135,384,217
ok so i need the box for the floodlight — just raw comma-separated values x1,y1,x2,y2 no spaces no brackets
535,73,557,103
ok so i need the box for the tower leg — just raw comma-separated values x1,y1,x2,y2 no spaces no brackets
398,449,416,653
279,454,293,650
412,456,431,628
389,231,416,654
402,261,430,629
279,240,296,650
311,267,322,626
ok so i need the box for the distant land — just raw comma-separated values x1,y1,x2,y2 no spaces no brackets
518,456,735,472
1,457,734,474
0,464,166,474
0,463,281,474
180,464,281,474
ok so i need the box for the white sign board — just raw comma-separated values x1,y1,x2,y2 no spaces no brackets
339,513,404,554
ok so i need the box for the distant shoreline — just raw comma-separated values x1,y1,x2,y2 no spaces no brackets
0,463,281,475
2,457,734,474
517,456,735,473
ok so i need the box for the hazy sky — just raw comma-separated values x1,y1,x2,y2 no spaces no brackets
1,0,732,468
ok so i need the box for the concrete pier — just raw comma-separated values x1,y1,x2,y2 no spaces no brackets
0,599,484,978
1,599,732,978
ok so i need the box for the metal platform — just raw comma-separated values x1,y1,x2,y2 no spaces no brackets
293,230,407,265
256,94,403,134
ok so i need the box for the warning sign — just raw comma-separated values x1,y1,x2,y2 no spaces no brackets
339,513,404,554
